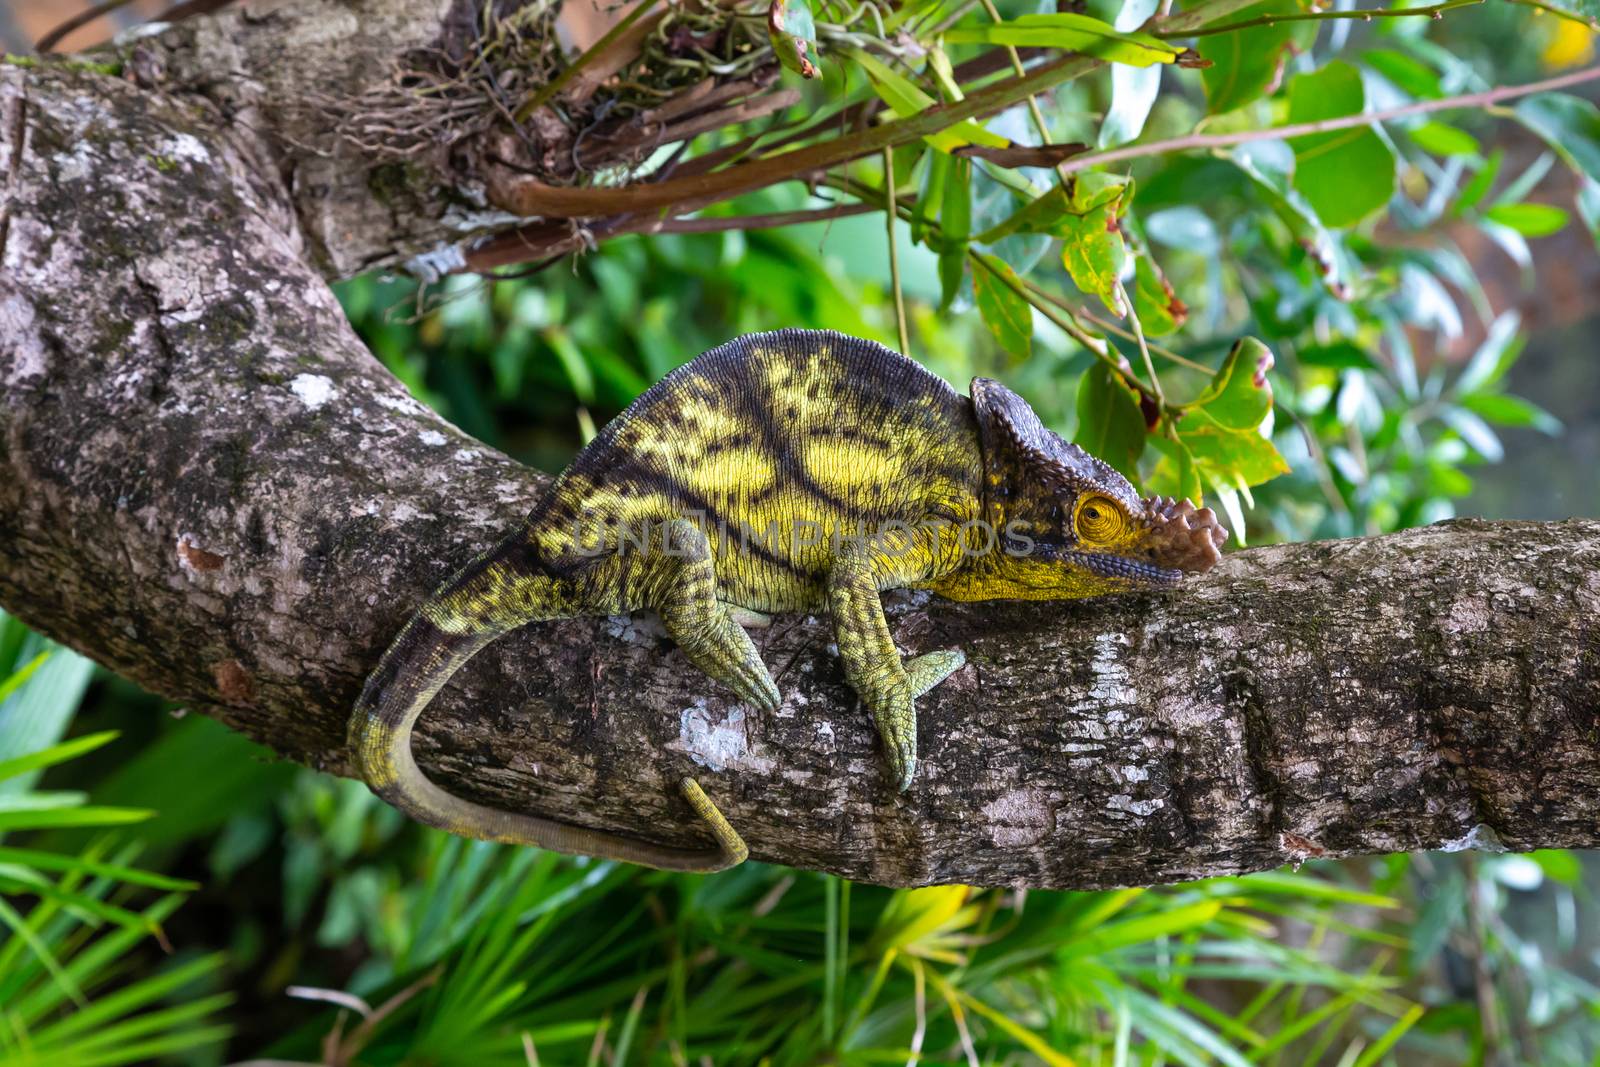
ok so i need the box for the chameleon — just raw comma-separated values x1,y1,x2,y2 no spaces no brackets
349,329,1228,871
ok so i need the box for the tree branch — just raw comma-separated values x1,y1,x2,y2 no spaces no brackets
3,12,1599,890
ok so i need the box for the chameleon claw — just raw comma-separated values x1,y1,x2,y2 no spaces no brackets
905,648,966,700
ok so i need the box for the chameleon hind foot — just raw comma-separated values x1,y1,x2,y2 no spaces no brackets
906,649,966,699
679,777,750,869
656,520,782,712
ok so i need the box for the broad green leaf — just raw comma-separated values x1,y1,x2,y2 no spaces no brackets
972,255,1032,362
849,50,1008,153
1516,92,1600,182
1181,425,1290,488
1199,0,1319,115
1529,849,1583,886
939,157,972,309
768,0,820,78
1484,202,1570,237
1189,338,1275,432
976,174,1125,244
1363,48,1442,99
1057,176,1132,315
1408,121,1480,157
1074,362,1145,480
1286,61,1396,228
1459,393,1561,435
1132,254,1186,337
1229,149,1347,297
943,13,1184,67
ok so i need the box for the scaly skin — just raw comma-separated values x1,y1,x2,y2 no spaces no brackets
349,329,1228,870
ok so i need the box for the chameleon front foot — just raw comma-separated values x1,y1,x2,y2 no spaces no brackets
679,777,750,869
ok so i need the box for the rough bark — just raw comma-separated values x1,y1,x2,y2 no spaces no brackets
4,22,1600,890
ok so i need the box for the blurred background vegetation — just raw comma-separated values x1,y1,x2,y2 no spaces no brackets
4,0,1600,1063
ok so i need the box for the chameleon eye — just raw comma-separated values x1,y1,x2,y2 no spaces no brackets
1074,493,1127,544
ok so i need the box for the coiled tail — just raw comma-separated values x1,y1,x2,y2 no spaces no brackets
347,539,748,871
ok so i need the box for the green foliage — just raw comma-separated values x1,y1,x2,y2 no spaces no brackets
0,628,230,1064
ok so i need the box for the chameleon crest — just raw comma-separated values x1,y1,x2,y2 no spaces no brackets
350,330,1227,871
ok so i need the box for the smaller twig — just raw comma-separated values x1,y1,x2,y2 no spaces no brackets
36,0,137,52
1117,278,1165,406
37,0,234,52
1056,63,1600,176
884,147,910,355
1157,0,1482,39
654,201,881,233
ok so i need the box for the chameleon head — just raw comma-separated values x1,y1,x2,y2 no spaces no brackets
957,377,1228,599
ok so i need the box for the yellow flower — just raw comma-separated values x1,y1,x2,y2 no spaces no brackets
1543,16,1597,69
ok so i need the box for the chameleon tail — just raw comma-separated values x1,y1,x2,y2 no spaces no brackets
347,543,748,872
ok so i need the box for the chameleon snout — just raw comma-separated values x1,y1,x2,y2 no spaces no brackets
1142,496,1229,574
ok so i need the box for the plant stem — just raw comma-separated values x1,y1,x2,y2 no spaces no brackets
1157,0,1483,39
884,147,911,354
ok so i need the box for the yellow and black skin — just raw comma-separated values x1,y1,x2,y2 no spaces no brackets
350,329,1228,871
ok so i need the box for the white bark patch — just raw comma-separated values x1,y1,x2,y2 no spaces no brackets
404,244,466,282
675,700,775,774
290,374,335,410
160,134,210,165
1087,632,1135,705
418,430,447,446
1108,794,1164,817
982,788,1052,847
375,393,425,415
1438,823,1508,853
0,293,46,384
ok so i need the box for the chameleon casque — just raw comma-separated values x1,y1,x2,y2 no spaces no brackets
350,329,1228,871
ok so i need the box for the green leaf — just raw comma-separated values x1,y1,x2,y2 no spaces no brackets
1363,48,1442,99
1441,407,1503,461
1074,363,1145,480
0,806,153,831
1515,92,1600,182
1483,202,1570,237
768,0,820,78
943,13,1184,67
1408,121,1480,157
1452,148,1503,217
1458,393,1561,435
1057,176,1132,315
849,49,1008,153
972,255,1032,362
1199,0,1319,115
1529,849,1583,886
0,732,119,786
939,157,972,310
1132,254,1186,337
1286,61,1396,228
1189,338,1275,432
1181,425,1290,488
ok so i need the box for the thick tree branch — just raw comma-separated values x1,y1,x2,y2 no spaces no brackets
3,23,1600,891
